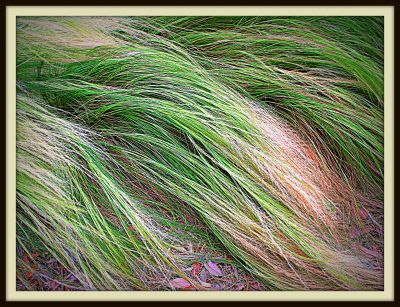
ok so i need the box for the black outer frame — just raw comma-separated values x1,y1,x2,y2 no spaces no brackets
0,1,397,305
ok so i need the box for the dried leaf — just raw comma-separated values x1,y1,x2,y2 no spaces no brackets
22,254,29,264
249,280,262,290
31,253,40,259
236,283,245,291
205,261,223,276
24,271,33,279
182,286,196,291
191,262,201,276
170,278,191,289
50,280,59,290
66,274,78,281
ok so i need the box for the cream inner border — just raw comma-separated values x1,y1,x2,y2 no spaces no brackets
6,5,395,301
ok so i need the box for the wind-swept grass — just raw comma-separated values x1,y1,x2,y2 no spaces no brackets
139,16,384,189
17,92,235,290
16,16,384,291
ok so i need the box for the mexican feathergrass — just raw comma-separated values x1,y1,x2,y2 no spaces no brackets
16,17,384,290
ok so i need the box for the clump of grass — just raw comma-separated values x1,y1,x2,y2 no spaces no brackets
139,16,384,189
17,92,232,290
16,16,384,290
